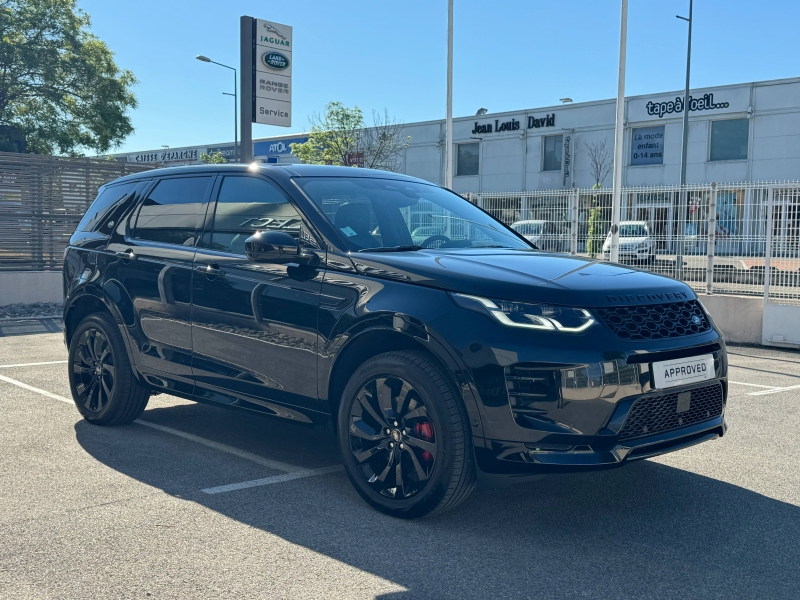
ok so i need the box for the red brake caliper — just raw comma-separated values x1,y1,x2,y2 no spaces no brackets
414,422,434,462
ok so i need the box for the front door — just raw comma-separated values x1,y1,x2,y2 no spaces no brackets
190,174,324,416
105,175,214,392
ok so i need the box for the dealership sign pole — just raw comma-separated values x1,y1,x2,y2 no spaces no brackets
240,16,293,162
609,0,628,264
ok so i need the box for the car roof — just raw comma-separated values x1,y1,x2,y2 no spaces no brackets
511,219,547,225
110,163,431,186
620,220,649,226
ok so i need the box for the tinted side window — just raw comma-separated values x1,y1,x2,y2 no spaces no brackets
77,182,137,232
133,176,212,246
208,176,302,255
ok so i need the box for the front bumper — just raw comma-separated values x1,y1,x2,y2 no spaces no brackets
474,410,726,478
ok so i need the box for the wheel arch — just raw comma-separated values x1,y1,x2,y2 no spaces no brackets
64,288,138,376
326,324,484,437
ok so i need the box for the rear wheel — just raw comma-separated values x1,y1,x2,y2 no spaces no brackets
68,313,150,425
338,351,476,519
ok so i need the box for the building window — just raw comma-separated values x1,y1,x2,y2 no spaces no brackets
543,135,563,171
456,143,479,176
709,118,749,161
630,126,665,166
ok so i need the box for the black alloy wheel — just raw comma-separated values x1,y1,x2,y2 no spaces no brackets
72,327,115,413
338,351,476,519
68,313,150,425
348,375,437,500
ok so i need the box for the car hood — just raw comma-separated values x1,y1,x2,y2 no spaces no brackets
348,248,694,308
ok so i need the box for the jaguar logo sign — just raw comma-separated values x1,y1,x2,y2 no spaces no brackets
262,51,290,71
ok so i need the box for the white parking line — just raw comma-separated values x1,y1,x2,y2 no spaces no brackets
746,384,800,396
202,465,344,495
728,381,775,389
728,380,800,396
0,373,342,491
0,360,68,369
0,373,73,403
135,420,306,473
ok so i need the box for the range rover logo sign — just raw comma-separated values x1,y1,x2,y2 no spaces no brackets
262,51,290,70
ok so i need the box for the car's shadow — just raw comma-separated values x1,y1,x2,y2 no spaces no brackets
75,402,800,599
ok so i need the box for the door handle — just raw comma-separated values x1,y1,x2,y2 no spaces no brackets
115,249,136,260
196,264,224,276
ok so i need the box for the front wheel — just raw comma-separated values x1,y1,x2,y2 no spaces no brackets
68,313,150,425
338,351,476,519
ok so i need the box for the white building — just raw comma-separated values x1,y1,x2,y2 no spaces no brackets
118,76,800,191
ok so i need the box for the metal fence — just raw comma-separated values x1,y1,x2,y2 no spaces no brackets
465,181,800,304
0,152,153,271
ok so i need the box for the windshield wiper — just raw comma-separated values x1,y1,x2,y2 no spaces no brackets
357,245,423,253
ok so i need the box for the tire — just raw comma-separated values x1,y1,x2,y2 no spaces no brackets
648,253,656,265
68,312,150,425
337,351,476,519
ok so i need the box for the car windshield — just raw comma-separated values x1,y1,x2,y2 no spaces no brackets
294,177,530,251
512,222,543,236
618,224,648,237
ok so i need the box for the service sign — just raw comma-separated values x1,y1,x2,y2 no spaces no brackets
253,19,292,127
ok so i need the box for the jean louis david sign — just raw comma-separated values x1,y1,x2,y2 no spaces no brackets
253,19,292,127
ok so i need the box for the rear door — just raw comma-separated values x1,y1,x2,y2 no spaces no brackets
190,174,324,415
105,175,214,393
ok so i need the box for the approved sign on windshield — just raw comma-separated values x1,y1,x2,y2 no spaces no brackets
652,354,715,389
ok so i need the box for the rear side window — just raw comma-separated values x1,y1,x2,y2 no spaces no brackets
77,182,137,232
206,176,302,255
133,176,212,246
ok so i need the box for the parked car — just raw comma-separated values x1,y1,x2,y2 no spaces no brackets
64,165,727,518
602,220,656,263
510,219,568,252
410,225,446,246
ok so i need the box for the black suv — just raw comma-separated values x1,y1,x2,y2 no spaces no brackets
64,164,728,518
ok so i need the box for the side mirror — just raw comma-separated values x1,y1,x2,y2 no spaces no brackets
245,231,299,263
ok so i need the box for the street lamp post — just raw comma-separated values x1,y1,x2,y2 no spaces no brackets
196,55,238,162
675,0,693,280
445,0,454,189
609,0,629,264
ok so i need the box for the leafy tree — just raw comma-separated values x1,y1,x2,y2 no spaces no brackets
291,101,409,171
200,151,227,164
0,0,137,155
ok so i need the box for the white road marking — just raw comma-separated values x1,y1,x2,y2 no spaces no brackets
0,372,341,490
728,381,776,389
746,384,800,396
135,421,305,473
0,374,73,403
0,360,68,369
202,465,344,495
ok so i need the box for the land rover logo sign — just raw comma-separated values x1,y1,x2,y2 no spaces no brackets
262,51,289,70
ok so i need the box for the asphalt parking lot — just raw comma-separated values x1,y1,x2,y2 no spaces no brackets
1,326,799,599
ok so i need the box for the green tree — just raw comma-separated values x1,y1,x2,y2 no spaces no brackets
199,151,227,164
291,101,409,171
0,0,137,155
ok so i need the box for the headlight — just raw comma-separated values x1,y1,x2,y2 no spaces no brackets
450,293,596,333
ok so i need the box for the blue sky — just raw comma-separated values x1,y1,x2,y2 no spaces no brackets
77,0,800,154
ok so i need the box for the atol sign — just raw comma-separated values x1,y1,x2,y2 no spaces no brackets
253,137,308,156
253,19,293,127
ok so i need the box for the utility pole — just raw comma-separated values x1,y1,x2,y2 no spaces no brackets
445,0,454,189
676,0,693,280
609,0,628,263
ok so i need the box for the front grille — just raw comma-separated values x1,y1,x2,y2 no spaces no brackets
594,300,711,341
618,382,724,440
